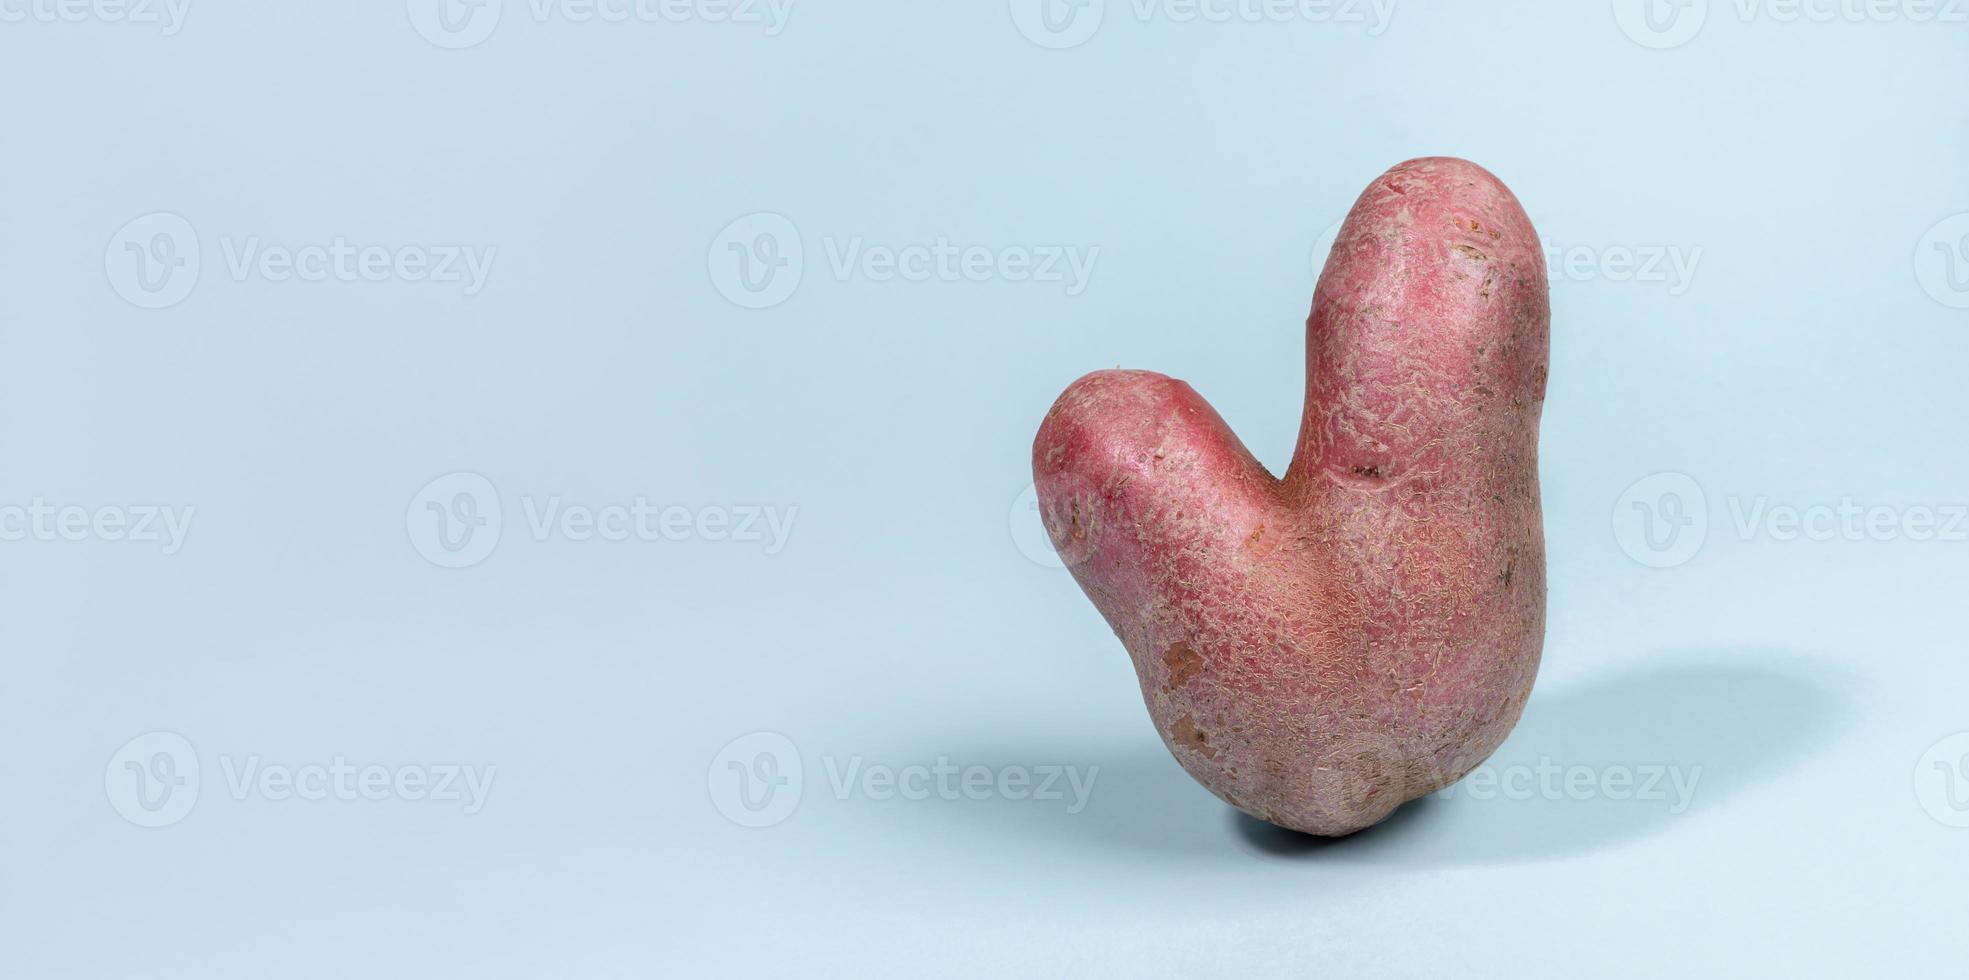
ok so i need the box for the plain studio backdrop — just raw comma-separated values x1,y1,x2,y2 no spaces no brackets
3,2,1965,976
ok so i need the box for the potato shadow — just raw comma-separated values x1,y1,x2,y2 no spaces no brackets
900,651,1849,869
1228,651,1853,865
857,728,1237,862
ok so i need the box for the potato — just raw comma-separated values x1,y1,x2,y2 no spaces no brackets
1032,158,1549,836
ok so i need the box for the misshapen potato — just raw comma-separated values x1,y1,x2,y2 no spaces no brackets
1033,158,1549,836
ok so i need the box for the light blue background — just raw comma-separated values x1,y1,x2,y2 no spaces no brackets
4,1,1967,976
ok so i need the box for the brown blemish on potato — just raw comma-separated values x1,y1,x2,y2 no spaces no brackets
1453,244,1488,261
1171,715,1218,758
1162,643,1203,690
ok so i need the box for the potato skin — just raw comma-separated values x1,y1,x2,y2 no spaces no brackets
1033,158,1548,836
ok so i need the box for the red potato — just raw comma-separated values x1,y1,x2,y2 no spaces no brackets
1033,158,1549,836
